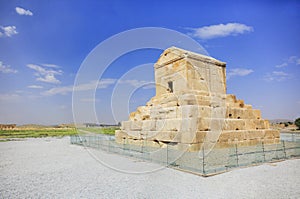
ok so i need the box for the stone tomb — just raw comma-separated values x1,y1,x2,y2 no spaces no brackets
115,47,280,151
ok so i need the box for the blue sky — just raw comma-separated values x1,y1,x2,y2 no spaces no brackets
0,0,299,125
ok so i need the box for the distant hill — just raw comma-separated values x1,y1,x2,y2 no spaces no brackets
17,124,75,129
269,119,294,124
17,124,51,129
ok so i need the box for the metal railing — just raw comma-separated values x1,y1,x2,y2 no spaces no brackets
70,134,300,176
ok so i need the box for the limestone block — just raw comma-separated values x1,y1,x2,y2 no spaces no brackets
164,107,178,119
174,78,188,93
150,106,177,119
187,68,195,79
165,101,179,107
244,120,256,130
196,118,210,131
236,100,245,108
196,94,212,106
178,94,197,105
141,114,150,120
161,94,178,104
226,108,259,120
127,132,141,139
196,99,211,106
142,120,156,131
226,94,237,104
130,121,143,131
146,100,153,107
245,119,268,130
233,131,247,141
252,110,261,119
218,132,231,143
142,131,161,140
244,104,252,109
223,119,246,131
263,138,279,145
180,131,206,144
226,108,242,119
198,107,212,118
190,79,209,92
150,131,180,142
132,112,142,121
115,130,127,142
180,118,198,132
156,119,181,132
264,129,280,139
121,121,131,130
172,59,186,71
179,105,199,118
245,130,265,140
255,120,268,129
264,120,270,129
129,112,136,121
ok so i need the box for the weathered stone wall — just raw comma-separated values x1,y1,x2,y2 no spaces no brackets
115,47,280,151
0,124,16,130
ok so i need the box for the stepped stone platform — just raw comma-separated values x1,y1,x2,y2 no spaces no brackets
115,47,280,151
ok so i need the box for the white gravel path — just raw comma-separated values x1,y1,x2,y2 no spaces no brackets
0,137,299,198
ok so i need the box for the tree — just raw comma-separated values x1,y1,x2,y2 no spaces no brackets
295,118,300,130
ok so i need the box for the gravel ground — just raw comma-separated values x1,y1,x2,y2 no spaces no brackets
0,137,299,199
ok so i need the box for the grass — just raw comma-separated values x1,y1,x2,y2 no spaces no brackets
0,126,119,141
0,128,77,139
81,127,119,135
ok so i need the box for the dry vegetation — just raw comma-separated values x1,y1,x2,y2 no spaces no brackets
0,124,77,141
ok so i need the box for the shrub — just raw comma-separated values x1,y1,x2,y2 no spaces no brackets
295,118,300,130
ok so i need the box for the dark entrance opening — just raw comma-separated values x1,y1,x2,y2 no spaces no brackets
168,81,173,93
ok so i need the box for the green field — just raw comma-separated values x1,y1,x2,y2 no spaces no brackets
0,126,119,141
81,127,119,135
0,128,77,139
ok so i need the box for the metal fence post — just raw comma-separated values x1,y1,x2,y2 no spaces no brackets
202,146,205,175
141,140,144,158
166,144,169,165
235,143,239,166
283,141,287,159
262,141,266,162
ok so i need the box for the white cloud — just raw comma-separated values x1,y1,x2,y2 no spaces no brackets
275,63,288,68
28,85,43,89
119,79,147,87
27,64,62,84
275,55,300,68
0,61,18,73
15,7,33,16
41,64,60,68
188,23,253,39
0,26,18,37
37,74,61,84
264,71,292,82
118,79,157,89
227,68,254,79
288,56,297,63
42,78,153,96
42,79,116,96
0,93,20,101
